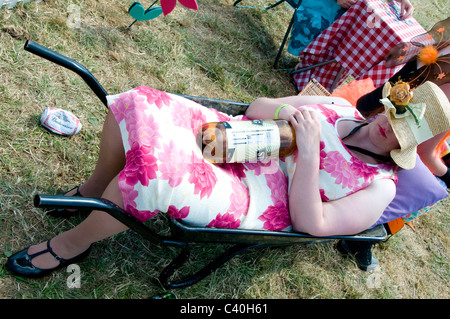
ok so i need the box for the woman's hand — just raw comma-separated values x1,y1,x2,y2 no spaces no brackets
397,0,414,19
337,0,356,9
337,0,414,19
289,109,322,160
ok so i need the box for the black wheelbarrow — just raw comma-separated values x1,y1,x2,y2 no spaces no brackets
24,40,388,289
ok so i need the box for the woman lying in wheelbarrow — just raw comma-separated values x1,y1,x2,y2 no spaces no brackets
6,80,450,277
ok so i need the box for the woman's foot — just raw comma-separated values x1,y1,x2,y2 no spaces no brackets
46,184,90,218
6,238,91,277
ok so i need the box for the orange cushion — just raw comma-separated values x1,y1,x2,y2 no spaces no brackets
330,78,376,107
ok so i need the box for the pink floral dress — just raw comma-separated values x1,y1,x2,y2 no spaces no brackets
107,87,396,232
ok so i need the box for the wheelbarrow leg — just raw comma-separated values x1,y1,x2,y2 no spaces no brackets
159,243,258,289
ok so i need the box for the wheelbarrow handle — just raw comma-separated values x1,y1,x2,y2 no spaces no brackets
24,40,109,107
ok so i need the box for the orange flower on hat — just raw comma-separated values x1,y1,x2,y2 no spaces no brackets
389,81,413,107
387,81,420,126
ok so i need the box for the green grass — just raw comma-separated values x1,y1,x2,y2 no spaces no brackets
0,0,448,299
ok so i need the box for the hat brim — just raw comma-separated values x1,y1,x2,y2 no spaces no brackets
390,145,417,170
386,113,418,170
384,81,450,170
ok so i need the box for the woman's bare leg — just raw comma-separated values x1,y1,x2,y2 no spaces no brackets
69,110,126,198
29,175,129,269
26,110,129,269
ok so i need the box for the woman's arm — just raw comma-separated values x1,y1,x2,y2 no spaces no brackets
290,177,396,236
285,105,396,236
245,95,351,120
417,131,449,176
247,95,395,236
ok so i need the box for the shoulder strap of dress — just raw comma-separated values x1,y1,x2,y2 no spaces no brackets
344,144,392,163
342,122,368,140
342,122,392,163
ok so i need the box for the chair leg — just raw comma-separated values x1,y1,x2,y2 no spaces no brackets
273,10,296,69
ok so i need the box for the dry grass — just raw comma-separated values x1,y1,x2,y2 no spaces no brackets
0,0,448,299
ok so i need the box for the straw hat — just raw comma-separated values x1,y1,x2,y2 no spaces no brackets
380,81,450,169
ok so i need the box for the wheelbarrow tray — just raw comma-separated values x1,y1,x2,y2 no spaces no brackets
26,40,387,289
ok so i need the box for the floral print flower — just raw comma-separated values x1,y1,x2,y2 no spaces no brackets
111,90,148,123
126,112,161,150
322,151,360,190
319,189,329,202
172,102,207,135
349,158,379,182
158,140,187,187
218,163,247,180
120,142,158,187
119,181,139,208
209,108,232,122
187,152,217,199
207,212,240,229
265,170,288,205
245,160,280,176
258,202,290,231
167,205,190,219
309,104,341,125
227,179,249,219
319,141,326,169
126,205,159,222
136,86,172,109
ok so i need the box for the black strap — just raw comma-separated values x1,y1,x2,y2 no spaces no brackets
345,144,392,163
342,122,368,140
342,122,392,163
27,240,64,262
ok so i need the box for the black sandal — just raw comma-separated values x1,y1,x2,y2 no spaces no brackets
5,240,91,278
45,184,91,218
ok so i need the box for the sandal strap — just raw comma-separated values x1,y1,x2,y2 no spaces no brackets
46,240,65,262
27,240,65,262
66,184,84,197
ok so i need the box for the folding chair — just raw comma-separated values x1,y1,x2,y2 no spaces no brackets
24,40,388,289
